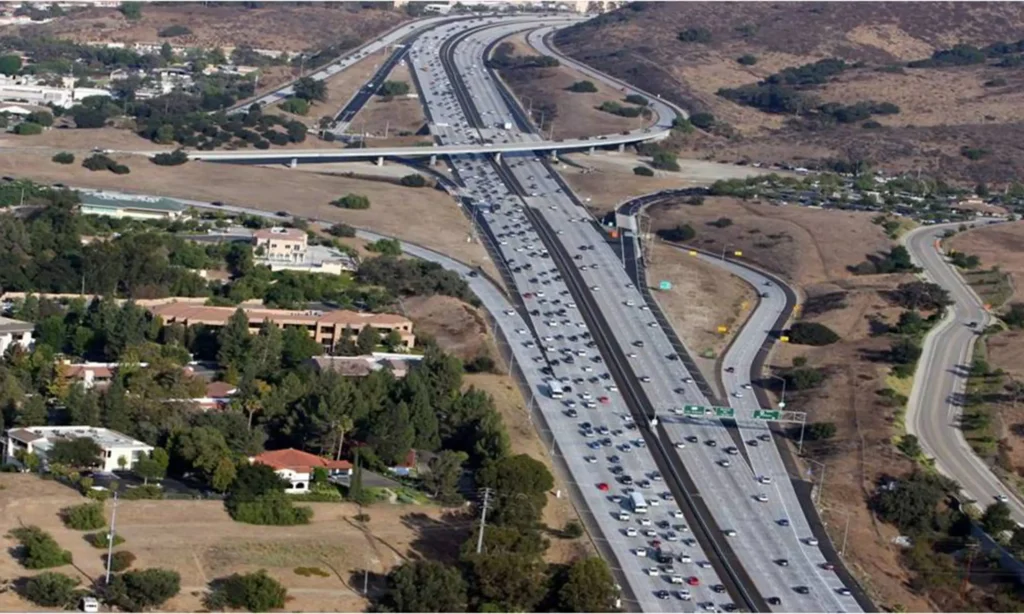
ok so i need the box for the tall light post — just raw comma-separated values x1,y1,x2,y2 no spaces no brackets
721,242,734,261
770,374,787,409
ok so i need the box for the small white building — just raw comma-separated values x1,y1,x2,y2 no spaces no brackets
0,316,34,356
250,448,353,494
3,426,154,473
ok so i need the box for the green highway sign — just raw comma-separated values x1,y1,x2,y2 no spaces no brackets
683,405,706,417
753,410,781,421
682,405,735,418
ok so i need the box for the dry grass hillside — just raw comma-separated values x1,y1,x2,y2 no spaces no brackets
556,2,1024,184
25,4,407,53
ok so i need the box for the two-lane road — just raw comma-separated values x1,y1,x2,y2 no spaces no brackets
903,221,1024,521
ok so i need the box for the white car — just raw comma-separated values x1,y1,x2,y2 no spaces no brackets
671,510,684,518
758,475,773,485
679,554,692,564
80,597,100,614
755,493,769,503
635,547,648,557
674,442,686,449
639,518,652,527
675,590,692,601
650,498,661,507
733,391,744,398
805,537,820,546
742,383,753,389
625,527,639,537
645,567,659,576
719,459,732,467
724,529,737,537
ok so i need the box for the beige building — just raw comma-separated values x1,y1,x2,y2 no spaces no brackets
253,227,307,264
150,303,415,350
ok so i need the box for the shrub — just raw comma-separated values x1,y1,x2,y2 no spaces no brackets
106,550,137,573
787,322,840,346
689,112,715,130
961,146,989,161
52,152,75,164
83,153,117,172
862,120,882,129
62,502,106,531
784,367,826,390
562,520,584,539
14,122,43,135
111,164,131,175
399,173,427,187
210,569,288,612
378,80,410,97
21,571,79,607
568,80,597,93
230,495,314,525
805,421,837,441
708,217,733,228
332,193,370,209
678,27,712,43
9,526,73,569
657,224,696,243
366,238,402,256
633,166,654,177
327,223,356,238
88,531,126,549
671,117,693,133
26,111,53,127
737,54,758,66
279,97,309,116
120,484,164,500
651,151,679,171
103,568,181,611
624,93,649,106
151,149,189,166
158,24,192,37
294,566,330,577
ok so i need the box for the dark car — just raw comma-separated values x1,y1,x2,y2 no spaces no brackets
794,586,810,595
775,559,789,567
710,584,726,594
767,597,782,606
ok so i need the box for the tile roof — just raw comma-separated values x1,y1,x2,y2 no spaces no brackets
252,448,353,474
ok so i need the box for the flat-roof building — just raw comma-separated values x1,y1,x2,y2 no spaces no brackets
150,303,415,350
253,227,307,263
3,426,154,472
79,193,186,220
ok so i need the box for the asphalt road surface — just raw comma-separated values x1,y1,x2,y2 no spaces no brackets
903,221,1024,522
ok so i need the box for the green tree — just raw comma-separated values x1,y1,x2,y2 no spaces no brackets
135,448,169,484
172,426,234,485
104,568,181,611
15,395,48,427
119,1,142,19
872,471,953,533
804,421,837,441
279,97,309,115
568,80,597,93
982,501,1016,536
332,194,370,209
61,502,106,531
211,457,237,493
897,434,922,459
369,401,415,466
377,80,410,96
356,326,379,354
159,41,174,62
787,322,840,346
478,454,553,528
21,571,79,607
48,437,103,468
890,338,922,365
0,54,22,76
217,309,251,373
633,166,654,177
651,151,680,171
559,557,618,612
293,76,327,102
657,223,695,242
52,152,75,164
380,560,468,613
690,112,716,130
465,552,546,611
281,326,322,368
211,569,287,612
423,450,467,503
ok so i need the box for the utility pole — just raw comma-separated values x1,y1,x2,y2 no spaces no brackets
475,488,492,554
104,491,119,584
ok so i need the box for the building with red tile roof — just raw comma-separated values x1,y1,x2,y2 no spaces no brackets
250,448,353,493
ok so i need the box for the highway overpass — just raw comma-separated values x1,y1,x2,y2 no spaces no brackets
126,127,670,166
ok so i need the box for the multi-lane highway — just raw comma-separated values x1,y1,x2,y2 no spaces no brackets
903,221,1023,522
424,16,866,612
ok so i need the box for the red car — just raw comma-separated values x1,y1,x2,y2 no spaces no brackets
687,577,700,587
598,396,610,405
597,483,610,491
523,292,533,299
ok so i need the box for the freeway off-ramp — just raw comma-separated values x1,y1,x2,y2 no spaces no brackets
903,222,1024,522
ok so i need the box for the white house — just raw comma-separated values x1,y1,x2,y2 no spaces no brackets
3,426,154,473
0,316,34,356
250,448,353,494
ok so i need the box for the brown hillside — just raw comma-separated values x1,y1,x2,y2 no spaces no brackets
556,2,1024,184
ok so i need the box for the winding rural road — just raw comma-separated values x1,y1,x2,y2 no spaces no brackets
903,221,1024,522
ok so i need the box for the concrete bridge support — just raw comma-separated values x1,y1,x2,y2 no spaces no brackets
429,155,437,166
289,158,298,169
588,146,595,155
494,152,502,163
618,143,625,153
376,156,385,167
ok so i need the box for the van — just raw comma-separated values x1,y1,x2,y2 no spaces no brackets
669,576,685,585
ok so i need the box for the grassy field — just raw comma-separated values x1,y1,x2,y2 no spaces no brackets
949,221,1024,305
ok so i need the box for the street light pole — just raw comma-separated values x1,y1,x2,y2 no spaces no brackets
104,491,119,584
770,374,787,409
721,243,733,261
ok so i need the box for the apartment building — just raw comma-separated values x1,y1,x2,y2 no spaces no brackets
253,227,307,263
149,303,415,350
0,316,34,356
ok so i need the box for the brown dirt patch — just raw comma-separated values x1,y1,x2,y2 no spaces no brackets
0,473,471,612
496,34,649,140
404,295,489,362
464,373,591,565
646,241,756,381
353,62,428,139
559,153,779,215
36,4,407,53
947,221,1024,303
648,197,892,287
0,151,497,281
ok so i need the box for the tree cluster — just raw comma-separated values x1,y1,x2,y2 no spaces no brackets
887,281,953,311
378,80,410,97
331,193,370,209
786,322,840,346
656,223,695,243
567,80,597,93
9,526,73,569
356,256,477,305
82,154,130,175
487,42,559,70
